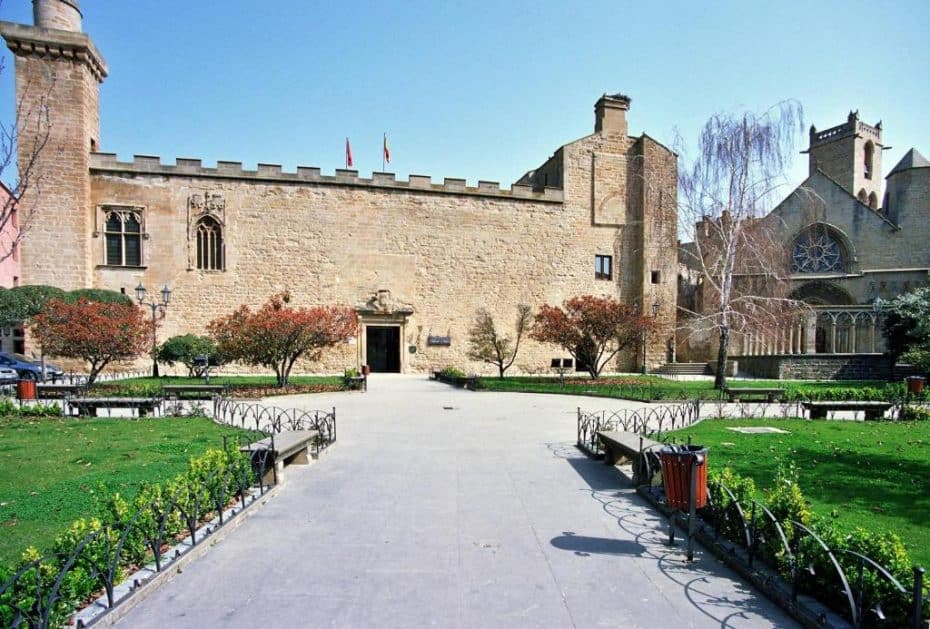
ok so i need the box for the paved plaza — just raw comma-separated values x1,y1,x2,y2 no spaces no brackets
114,376,797,628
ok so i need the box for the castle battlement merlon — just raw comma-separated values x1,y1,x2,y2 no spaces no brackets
0,20,107,81
88,153,564,203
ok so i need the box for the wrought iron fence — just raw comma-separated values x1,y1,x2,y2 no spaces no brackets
0,442,274,629
577,401,702,456
699,478,927,628
212,396,337,455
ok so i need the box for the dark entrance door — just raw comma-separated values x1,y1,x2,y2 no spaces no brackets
366,326,400,373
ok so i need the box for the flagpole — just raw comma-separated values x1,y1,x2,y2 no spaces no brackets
382,132,385,172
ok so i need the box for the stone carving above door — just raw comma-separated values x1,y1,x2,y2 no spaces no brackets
356,289,414,316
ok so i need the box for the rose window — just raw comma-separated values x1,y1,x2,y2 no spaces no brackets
791,227,845,273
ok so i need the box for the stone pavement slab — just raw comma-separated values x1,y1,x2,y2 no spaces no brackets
113,375,797,628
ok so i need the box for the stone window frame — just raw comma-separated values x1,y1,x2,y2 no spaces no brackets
195,215,224,271
790,223,850,275
95,205,147,269
595,254,613,281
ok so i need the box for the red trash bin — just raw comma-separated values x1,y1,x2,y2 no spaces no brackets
361,364,370,376
660,444,708,511
17,379,37,400
906,376,925,396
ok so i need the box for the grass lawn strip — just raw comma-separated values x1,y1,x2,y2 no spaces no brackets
0,415,256,565
476,376,902,401
665,418,930,568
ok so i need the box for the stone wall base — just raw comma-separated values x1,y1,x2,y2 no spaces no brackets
735,354,891,380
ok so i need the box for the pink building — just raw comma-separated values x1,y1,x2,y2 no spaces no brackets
0,182,21,289
0,182,23,354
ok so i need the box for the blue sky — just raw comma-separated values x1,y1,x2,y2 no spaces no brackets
2,0,929,191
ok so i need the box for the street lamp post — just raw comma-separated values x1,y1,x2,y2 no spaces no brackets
136,283,171,378
642,301,660,375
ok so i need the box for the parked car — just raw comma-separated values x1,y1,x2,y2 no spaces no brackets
0,366,18,384
0,353,64,382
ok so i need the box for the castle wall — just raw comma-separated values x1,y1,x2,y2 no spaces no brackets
88,148,676,374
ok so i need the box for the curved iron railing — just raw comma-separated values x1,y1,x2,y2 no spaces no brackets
0,446,272,628
577,401,701,456
212,396,337,454
700,478,928,628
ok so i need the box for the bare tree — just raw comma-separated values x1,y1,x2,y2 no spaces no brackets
0,42,53,264
677,103,810,389
466,305,532,379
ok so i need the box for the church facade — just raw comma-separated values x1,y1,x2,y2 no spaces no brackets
682,111,930,379
1,1,678,375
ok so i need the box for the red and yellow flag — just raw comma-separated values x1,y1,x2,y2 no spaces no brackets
383,133,390,164
345,137,353,168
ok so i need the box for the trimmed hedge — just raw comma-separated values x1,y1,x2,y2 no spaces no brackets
0,447,252,627
707,464,928,625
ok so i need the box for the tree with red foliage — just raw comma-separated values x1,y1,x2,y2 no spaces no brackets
531,295,654,379
31,298,148,385
208,291,357,387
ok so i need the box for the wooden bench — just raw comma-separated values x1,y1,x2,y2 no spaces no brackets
802,401,892,420
36,383,86,399
597,430,663,486
725,387,785,403
239,430,320,485
67,397,161,417
162,384,228,400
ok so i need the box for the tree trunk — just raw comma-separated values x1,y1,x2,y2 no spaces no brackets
714,326,729,390
498,363,505,379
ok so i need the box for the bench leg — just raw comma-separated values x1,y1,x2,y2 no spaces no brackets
603,444,615,465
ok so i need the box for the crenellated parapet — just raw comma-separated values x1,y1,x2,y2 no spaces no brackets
89,153,564,203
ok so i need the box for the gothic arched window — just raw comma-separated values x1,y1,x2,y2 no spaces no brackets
196,216,224,270
104,207,143,266
864,141,874,179
868,192,878,209
791,225,846,274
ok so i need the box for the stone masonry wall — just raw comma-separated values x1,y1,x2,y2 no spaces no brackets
737,354,890,380
88,146,675,374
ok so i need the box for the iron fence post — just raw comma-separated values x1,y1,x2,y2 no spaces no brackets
913,566,926,629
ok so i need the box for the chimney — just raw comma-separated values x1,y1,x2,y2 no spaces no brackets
594,93,631,136
33,0,82,32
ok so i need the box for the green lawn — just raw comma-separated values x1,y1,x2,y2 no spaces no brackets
666,418,930,567
476,375,900,401
0,415,256,565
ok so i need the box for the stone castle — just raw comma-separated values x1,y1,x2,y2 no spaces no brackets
0,0,678,374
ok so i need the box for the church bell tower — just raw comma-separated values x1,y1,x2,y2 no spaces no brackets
807,111,884,209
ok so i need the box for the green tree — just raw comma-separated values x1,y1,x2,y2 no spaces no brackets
881,287,930,366
156,334,220,378
65,288,132,305
0,284,66,329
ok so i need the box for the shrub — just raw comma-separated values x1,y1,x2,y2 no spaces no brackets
156,335,220,378
0,447,254,624
900,406,930,421
438,366,466,378
706,465,925,625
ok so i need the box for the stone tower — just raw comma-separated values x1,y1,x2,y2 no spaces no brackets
807,111,883,209
0,0,107,288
